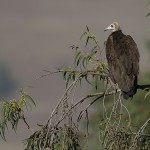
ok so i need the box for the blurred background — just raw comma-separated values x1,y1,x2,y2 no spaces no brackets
0,0,149,149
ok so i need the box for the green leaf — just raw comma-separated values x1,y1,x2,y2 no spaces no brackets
85,36,90,47
82,56,87,69
85,75,92,85
24,100,32,110
72,72,76,81
87,50,97,61
13,117,20,131
36,138,41,150
94,75,98,90
80,32,87,40
75,51,81,64
25,95,36,107
86,25,90,32
66,72,72,87
24,139,32,150
76,55,83,66
90,49,97,57
62,71,67,80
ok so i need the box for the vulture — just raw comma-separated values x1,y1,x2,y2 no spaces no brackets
104,22,140,99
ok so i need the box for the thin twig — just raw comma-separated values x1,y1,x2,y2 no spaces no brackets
22,115,34,133
129,118,150,150
47,74,82,126
78,89,121,121
38,69,108,79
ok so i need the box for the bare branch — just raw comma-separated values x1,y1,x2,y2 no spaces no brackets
137,84,150,91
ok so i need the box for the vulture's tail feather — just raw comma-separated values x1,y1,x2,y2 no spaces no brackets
122,77,138,100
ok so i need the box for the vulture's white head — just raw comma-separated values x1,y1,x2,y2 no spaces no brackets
104,22,121,32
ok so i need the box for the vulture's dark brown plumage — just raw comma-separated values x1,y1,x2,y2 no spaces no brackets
105,22,140,99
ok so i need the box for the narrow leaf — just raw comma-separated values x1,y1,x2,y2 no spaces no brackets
25,95,36,107
80,32,87,40
86,25,89,32
76,55,83,66
75,51,81,64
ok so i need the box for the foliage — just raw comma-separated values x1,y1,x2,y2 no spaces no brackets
53,25,108,89
99,98,150,150
0,89,35,140
24,125,81,150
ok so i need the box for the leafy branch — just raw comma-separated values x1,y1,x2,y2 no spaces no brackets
24,26,150,150
0,89,35,140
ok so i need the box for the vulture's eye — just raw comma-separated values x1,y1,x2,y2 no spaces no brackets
110,24,113,27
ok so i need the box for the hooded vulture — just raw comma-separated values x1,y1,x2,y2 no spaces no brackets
104,22,140,99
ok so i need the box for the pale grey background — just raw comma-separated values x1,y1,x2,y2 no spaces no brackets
0,0,149,149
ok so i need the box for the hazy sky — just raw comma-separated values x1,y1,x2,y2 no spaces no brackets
0,0,149,149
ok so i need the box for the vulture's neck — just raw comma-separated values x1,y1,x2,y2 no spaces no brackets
111,30,123,35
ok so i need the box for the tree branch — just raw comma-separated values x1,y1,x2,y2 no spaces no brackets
38,69,108,79
137,84,150,91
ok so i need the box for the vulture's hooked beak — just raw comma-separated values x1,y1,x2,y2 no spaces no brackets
104,26,112,32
